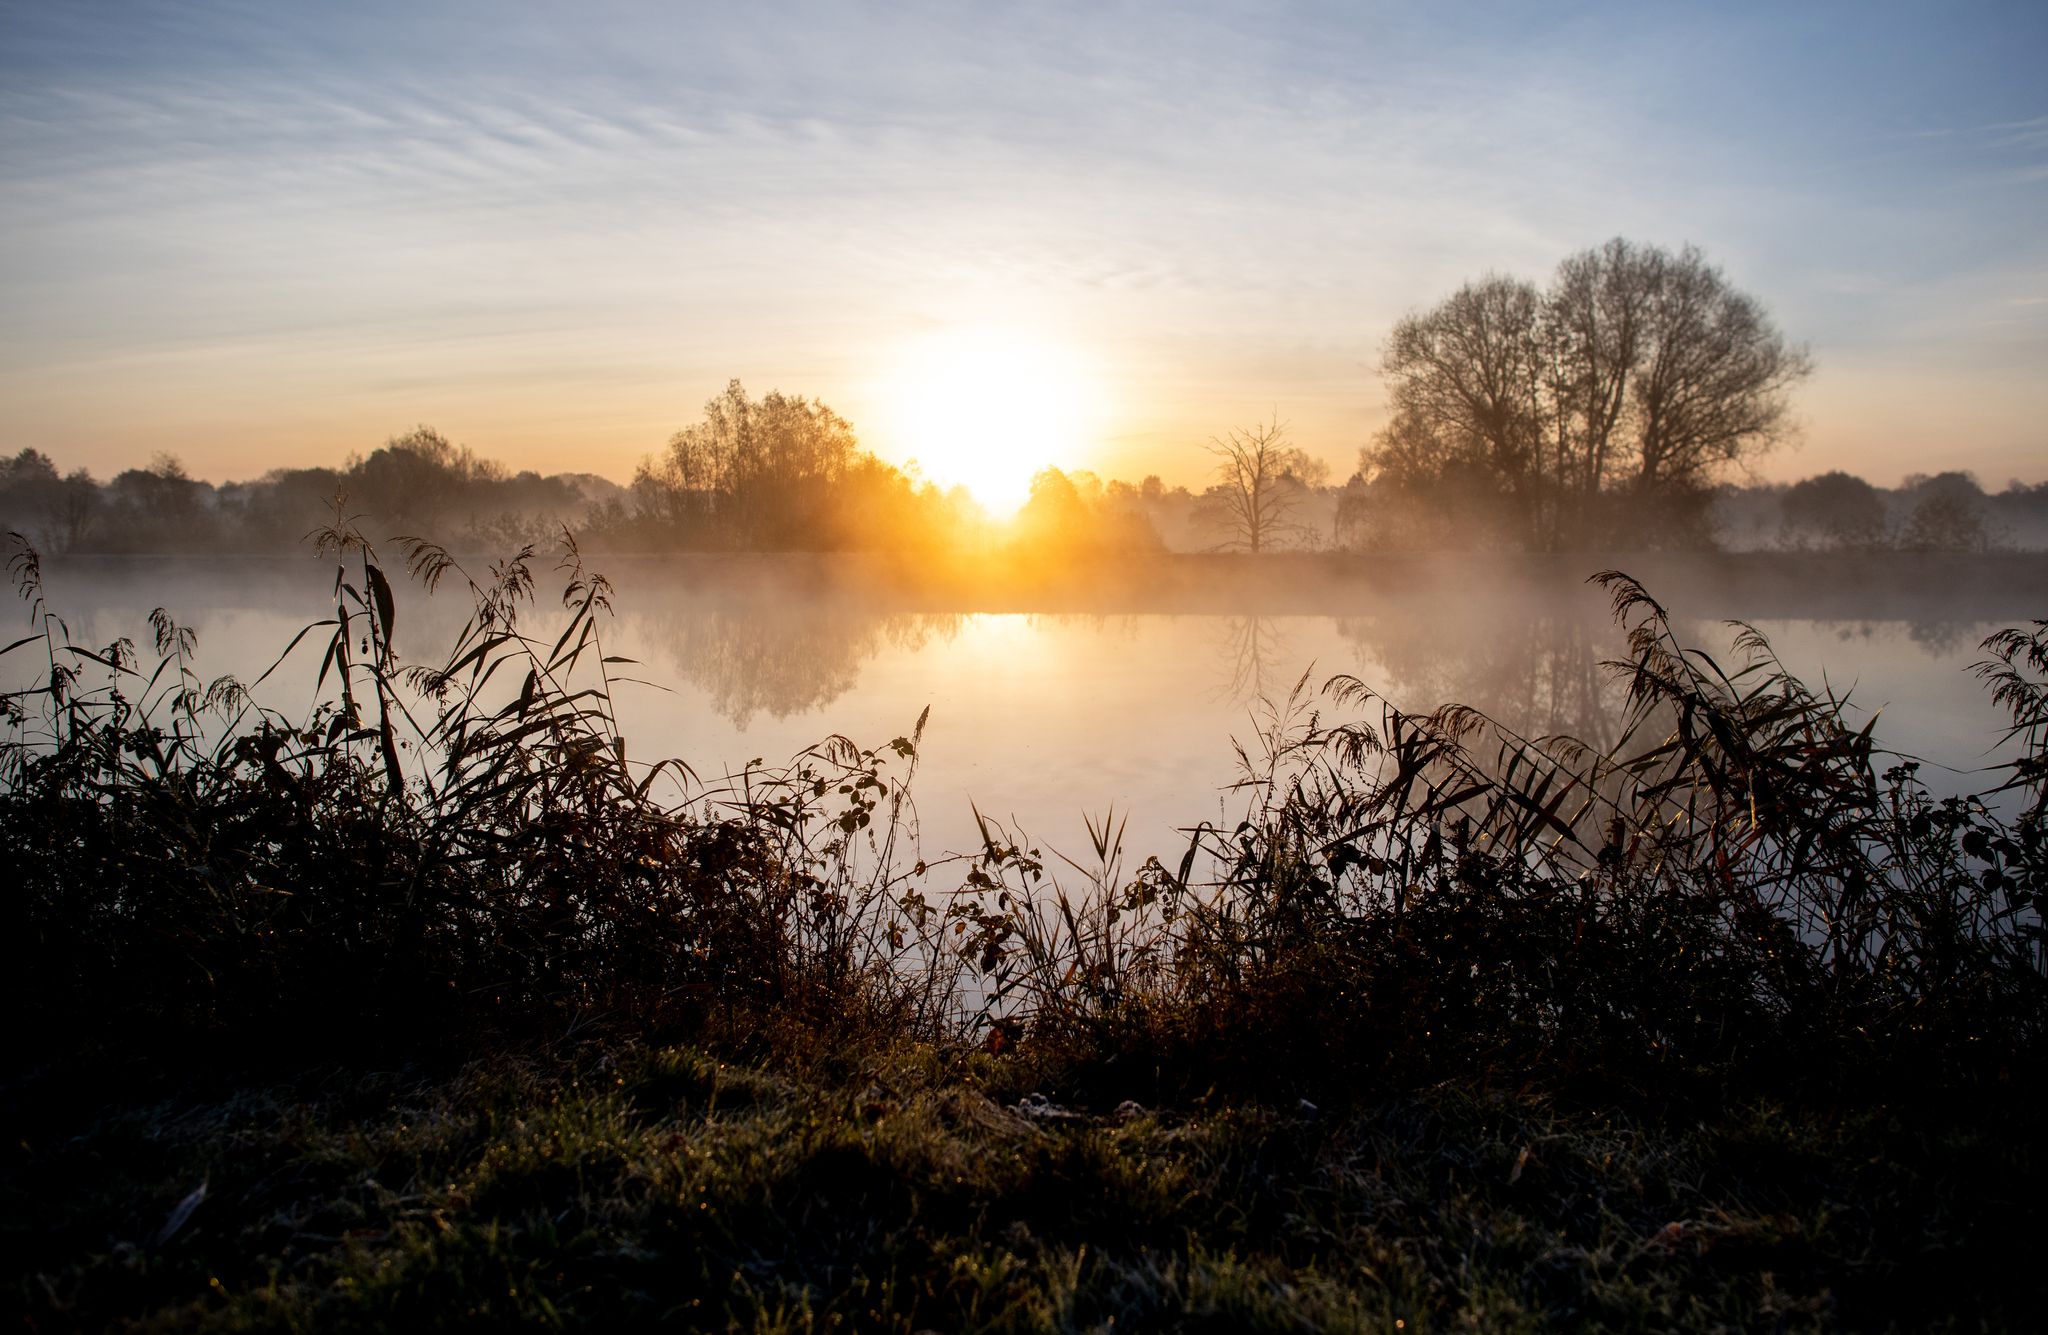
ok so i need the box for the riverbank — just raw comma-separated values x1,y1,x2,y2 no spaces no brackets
38,547,2048,621
6,542,2043,1330
9,1027,2042,1332
603,549,2048,620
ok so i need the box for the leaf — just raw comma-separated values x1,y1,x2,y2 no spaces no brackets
366,562,397,645
151,1180,208,1248
60,645,132,672
250,620,336,688
316,634,340,695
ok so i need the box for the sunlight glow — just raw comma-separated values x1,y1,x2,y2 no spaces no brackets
880,326,1101,516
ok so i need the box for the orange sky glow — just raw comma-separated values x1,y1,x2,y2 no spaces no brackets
3,3,2044,498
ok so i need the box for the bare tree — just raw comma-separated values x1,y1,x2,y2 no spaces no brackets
1202,419,1328,553
1372,275,1550,541
1566,240,1812,493
1366,239,1811,548
1379,276,1548,486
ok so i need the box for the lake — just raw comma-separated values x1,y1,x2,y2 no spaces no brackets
17,550,2043,871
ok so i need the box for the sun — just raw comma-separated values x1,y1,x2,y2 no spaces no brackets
881,325,1099,516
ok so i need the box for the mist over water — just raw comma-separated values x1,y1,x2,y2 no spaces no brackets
22,552,2034,866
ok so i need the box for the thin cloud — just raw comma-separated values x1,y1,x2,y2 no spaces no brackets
0,1,2042,485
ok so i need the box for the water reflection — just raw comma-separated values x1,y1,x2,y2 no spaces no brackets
1338,613,1639,753
16,556,2025,837
1215,616,1291,705
629,602,962,729
614,592,2010,767
1902,620,1979,656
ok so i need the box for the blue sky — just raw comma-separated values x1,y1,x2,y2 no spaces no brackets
2,0,2043,489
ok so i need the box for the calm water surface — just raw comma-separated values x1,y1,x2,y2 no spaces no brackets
21,554,2036,866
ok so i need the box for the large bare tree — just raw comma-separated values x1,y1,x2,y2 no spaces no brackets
1373,275,1549,531
1367,239,1811,548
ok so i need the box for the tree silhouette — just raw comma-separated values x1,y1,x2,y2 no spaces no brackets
631,380,876,549
1781,471,1889,550
1366,239,1811,548
1201,419,1327,553
1900,472,1993,552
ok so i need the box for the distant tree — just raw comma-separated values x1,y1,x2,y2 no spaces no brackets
1125,474,1204,551
1368,239,1812,548
123,453,200,514
0,449,58,510
627,380,971,552
1333,480,1370,551
1781,470,1889,550
1200,419,1328,553
0,450,92,552
51,469,98,552
345,428,506,535
1011,467,1162,556
0,448,59,487
84,453,212,552
1012,467,1089,546
632,380,867,549
1899,471,1993,552
1990,479,2048,551
223,465,347,549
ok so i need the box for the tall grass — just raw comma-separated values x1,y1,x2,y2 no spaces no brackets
1,519,967,1054
952,574,2046,1090
3,531,2042,1092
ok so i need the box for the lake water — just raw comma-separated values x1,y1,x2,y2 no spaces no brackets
15,551,2042,870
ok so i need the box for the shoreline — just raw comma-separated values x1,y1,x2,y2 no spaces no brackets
40,547,2048,620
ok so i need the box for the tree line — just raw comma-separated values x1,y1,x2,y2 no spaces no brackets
2,240,2040,556
0,430,605,556
3,431,2036,562
0,378,1192,560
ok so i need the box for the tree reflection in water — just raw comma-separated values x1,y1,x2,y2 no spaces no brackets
610,574,1994,778
636,602,962,729
1337,612,1631,753
1905,620,1977,656
1215,615,1291,705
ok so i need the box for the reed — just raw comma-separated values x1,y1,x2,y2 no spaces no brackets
3,534,2041,1091
1,519,967,1054
7,532,2046,1331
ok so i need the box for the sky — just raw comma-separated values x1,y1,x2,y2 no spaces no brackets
2,0,2045,496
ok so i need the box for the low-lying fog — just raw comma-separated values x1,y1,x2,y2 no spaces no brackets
17,551,2041,867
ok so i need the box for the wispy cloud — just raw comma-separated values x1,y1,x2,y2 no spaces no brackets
0,0,2043,483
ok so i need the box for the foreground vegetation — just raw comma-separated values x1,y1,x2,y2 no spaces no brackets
11,1031,2042,1333
4,524,2044,1329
